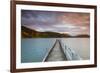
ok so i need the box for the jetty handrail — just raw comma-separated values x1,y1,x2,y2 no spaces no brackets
58,40,68,60
42,39,57,62
60,40,82,60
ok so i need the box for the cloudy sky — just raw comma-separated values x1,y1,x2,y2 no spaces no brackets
21,10,90,36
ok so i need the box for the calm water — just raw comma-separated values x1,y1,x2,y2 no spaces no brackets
21,38,56,63
61,38,90,60
21,38,90,63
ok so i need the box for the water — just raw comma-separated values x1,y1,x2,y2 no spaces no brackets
21,38,90,63
61,38,90,60
21,38,56,63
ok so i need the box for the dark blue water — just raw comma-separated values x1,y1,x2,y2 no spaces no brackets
21,38,56,63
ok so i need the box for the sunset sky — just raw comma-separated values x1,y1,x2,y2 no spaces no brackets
21,10,90,36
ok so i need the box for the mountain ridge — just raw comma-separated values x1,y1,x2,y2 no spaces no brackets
21,26,90,38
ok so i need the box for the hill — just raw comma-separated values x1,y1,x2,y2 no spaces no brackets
75,34,90,37
21,26,71,38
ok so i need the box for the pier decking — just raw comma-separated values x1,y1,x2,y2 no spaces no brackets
42,39,82,62
43,39,67,62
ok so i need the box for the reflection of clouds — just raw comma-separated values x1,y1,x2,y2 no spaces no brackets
21,10,90,36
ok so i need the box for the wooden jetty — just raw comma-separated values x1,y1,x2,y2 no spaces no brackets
43,39,67,62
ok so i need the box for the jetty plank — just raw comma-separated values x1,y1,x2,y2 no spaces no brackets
45,39,67,61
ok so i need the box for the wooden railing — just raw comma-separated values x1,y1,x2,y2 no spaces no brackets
60,40,82,60
42,39,82,62
42,39,58,62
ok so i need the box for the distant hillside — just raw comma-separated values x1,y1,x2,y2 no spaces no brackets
75,34,90,37
21,26,90,38
21,26,37,38
21,26,71,38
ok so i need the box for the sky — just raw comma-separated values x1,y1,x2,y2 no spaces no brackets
21,10,90,36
